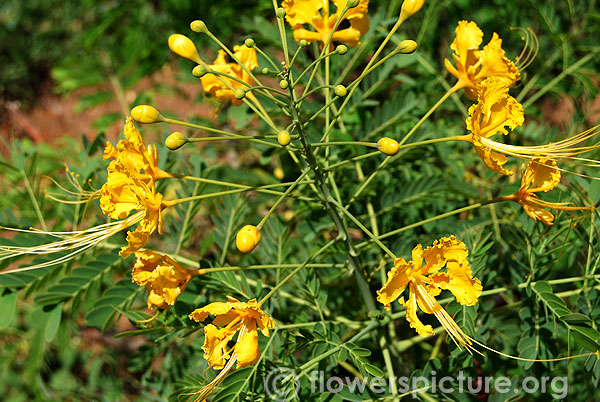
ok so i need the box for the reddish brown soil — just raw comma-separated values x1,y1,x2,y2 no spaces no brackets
1,64,213,148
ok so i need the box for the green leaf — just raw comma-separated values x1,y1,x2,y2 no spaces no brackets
0,291,17,329
43,304,62,342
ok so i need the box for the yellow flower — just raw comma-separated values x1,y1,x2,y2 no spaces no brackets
444,20,520,99
0,119,170,272
103,117,172,181
464,77,524,175
188,297,275,399
377,236,482,350
132,250,194,309
200,45,258,106
501,159,592,225
282,0,370,47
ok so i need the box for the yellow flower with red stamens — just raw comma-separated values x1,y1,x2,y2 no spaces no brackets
282,0,370,47
444,20,520,99
132,250,195,310
200,45,258,105
188,297,274,399
501,158,593,225
377,236,481,351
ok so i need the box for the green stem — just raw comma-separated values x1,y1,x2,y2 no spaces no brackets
398,83,461,146
258,238,337,307
356,199,500,248
256,169,311,230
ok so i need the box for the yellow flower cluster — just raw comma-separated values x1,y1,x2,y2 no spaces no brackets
444,22,593,225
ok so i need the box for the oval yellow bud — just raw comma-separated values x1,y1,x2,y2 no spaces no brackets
279,80,289,89
274,167,285,180
399,0,425,23
236,225,261,254
234,89,246,100
190,20,208,33
276,7,286,18
131,105,163,124
396,40,418,54
278,130,291,146
165,132,188,150
244,38,255,48
334,85,347,97
168,34,201,64
192,65,208,77
377,137,400,156
336,45,348,55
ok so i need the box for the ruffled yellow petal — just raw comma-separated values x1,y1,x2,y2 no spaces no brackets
376,258,411,310
401,283,434,337
189,301,236,322
476,33,520,87
521,201,555,225
282,0,369,46
526,158,560,192
203,324,236,369
472,131,513,176
450,20,483,67
282,0,324,27
235,320,261,368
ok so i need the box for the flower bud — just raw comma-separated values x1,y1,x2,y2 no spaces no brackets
278,130,291,146
244,38,255,48
261,67,270,74
276,7,286,18
190,20,208,33
334,85,347,97
131,105,164,124
299,39,308,47
279,80,289,89
395,40,418,54
377,137,400,156
165,132,188,150
336,45,348,55
168,34,201,64
192,65,208,77
348,0,360,8
234,89,246,100
236,225,261,254
274,167,285,180
399,0,425,23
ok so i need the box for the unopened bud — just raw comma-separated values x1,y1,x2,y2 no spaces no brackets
165,132,188,150
234,89,246,100
131,105,164,124
279,80,289,89
192,65,209,77
336,45,348,55
348,0,360,8
396,39,418,54
299,39,308,47
276,8,286,18
168,34,201,64
377,137,400,156
334,85,347,97
274,167,285,180
190,20,208,33
236,225,261,254
399,0,425,23
278,130,291,146
261,67,270,74
244,38,255,48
